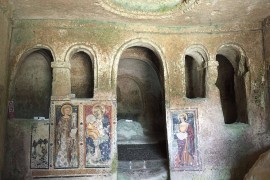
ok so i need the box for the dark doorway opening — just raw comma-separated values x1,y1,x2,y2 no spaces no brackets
116,46,168,171
216,46,249,124
216,54,238,124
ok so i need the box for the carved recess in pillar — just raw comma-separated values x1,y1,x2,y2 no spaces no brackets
98,0,200,19
263,16,270,28
170,108,201,171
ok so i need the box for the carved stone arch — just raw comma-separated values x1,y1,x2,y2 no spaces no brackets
9,45,55,118
9,45,55,99
185,45,209,66
111,38,169,102
115,39,169,166
217,43,250,76
64,44,98,90
216,43,250,124
184,45,209,98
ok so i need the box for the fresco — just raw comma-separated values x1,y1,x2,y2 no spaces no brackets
171,109,201,170
84,103,112,167
54,103,79,168
30,121,50,169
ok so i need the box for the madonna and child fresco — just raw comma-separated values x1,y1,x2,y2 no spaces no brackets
171,109,201,170
54,104,79,168
84,104,111,167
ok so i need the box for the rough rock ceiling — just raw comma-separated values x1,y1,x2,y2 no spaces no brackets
9,0,270,26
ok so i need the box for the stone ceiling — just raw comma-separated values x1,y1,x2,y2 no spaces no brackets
8,0,270,26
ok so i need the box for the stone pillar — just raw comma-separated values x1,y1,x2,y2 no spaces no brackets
51,61,71,96
263,16,270,129
206,59,220,99
206,58,225,124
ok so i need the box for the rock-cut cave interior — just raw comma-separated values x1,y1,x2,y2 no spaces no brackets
1,0,270,179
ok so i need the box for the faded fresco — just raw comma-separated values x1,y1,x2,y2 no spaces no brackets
30,121,50,169
54,103,79,168
171,109,201,170
84,103,112,167
117,76,144,119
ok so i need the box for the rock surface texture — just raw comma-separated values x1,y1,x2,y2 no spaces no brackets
245,150,270,180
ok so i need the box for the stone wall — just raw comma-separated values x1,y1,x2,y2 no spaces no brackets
0,1,11,179
4,19,270,179
263,16,270,130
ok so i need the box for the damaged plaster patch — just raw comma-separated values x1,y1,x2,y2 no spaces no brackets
98,0,201,19
111,0,181,12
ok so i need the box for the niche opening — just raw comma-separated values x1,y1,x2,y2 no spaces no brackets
216,46,249,124
116,46,167,168
14,49,53,119
70,51,94,98
184,47,206,99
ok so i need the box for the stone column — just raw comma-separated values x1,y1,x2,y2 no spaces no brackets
205,57,225,124
51,61,71,96
263,16,270,130
206,59,220,99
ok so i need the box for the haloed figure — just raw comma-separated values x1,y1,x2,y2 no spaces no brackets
175,113,195,166
55,104,78,168
85,104,111,166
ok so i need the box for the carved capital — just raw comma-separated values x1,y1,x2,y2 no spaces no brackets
207,60,219,68
51,61,71,69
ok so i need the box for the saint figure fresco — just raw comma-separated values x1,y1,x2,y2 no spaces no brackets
172,109,201,170
54,104,78,168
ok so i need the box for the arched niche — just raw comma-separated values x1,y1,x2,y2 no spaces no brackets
14,49,53,119
116,46,167,165
70,51,94,98
216,45,249,124
184,46,207,98
111,39,168,100
117,75,144,121
117,46,165,134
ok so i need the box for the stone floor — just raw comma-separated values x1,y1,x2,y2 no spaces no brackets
118,143,167,161
36,142,169,179
118,165,168,180
117,142,169,180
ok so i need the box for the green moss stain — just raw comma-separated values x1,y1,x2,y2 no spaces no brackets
112,0,180,13
67,27,122,48
13,29,34,45
96,28,121,47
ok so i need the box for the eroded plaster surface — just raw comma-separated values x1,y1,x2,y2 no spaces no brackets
0,2,11,178
263,17,270,130
8,0,270,26
245,149,270,180
0,0,270,179
3,18,270,180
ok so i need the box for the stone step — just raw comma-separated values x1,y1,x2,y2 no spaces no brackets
118,159,168,170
